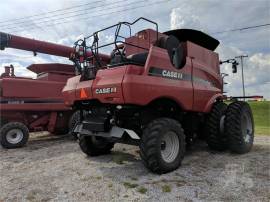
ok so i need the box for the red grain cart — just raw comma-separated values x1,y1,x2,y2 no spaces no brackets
0,64,80,148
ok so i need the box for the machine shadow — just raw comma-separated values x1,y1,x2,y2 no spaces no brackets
0,133,78,163
83,139,219,179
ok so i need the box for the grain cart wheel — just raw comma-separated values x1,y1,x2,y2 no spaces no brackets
205,102,227,151
78,135,114,156
0,122,29,149
225,101,254,154
139,118,185,174
68,111,80,139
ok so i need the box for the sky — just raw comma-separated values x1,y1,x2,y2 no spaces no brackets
0,0,269,98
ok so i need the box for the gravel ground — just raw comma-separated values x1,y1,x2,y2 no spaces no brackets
0,133,269,202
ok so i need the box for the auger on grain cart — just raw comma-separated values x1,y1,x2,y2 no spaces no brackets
63,17,254,173
0,33,84,149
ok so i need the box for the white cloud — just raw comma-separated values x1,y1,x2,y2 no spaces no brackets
0,48,53,78
249,53,270,68
170,5,202,30
0,62,36,78
169,3,270,99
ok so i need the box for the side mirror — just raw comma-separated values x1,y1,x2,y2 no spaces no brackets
172,43,186,69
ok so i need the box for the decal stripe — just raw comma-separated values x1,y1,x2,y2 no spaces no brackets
148,66,216,87
0,99,64,104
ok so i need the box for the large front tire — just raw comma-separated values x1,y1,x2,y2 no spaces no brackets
225,101,254,154
139,118,185,174
78,135,114,156
0,122,29,149
205,102,227,151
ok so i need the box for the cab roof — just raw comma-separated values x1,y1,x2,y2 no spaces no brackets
163,29,219,51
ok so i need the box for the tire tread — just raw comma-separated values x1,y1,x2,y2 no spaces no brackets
225,101,254,153
139,118,185,174
205,102,227,151
0,122,29,149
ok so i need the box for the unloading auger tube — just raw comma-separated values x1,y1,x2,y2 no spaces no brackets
0,32,74,57
0,32,110,61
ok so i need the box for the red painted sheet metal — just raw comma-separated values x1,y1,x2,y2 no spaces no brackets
92,67,126,104
1,103,70,111
7,34,74,58
27,63,75,74
1,78,66,98
122,46,193,110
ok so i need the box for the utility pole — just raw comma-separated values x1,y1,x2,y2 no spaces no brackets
235,55,248,101
221,73,229,94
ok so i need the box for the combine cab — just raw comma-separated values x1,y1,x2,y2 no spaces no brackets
63,17,254,173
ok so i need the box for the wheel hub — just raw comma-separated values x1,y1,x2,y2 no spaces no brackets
160,131,179,163
6,129,24,144
161,141,166,150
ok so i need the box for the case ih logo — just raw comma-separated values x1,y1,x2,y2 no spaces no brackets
162,70,183,79
148,67,187,81
95,87,117,94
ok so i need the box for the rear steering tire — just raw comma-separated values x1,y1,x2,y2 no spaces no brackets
225,101,254,154
78,135,114,156
139,118,185,174
0,122,29,149
205,102,227,151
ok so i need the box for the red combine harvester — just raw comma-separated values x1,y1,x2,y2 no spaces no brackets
63,18,254,173
0,32,80,149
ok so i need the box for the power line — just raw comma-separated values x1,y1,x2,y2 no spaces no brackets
2,0,141,30
1,0,128,29
3,0,266,36
11,17,269,37
211,23,270,34
4,0,144,32
0,0,104,24
3,0,150,31
4,0,168,33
